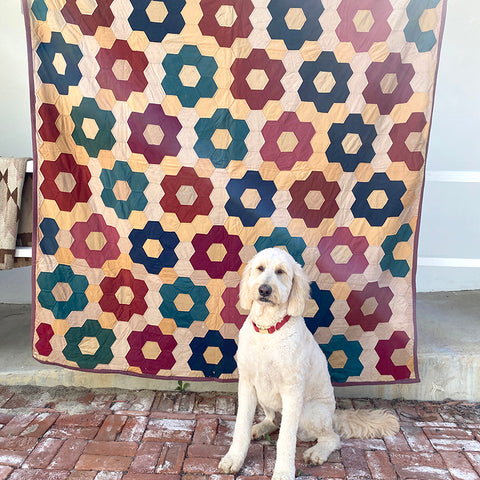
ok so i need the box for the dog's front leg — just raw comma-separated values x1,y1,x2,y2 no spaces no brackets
219,378,257,474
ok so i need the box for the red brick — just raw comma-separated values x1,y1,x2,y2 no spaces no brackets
182,457,221,474
365,451,396,480
430,438,480,452
23,437,64,468
0,413,37,436
441,451,480,480
0,449,27,467
192,417,218,444
0,466,13,480
0,436,37,451
214,419,235,446
45,425,99,440
123,474,181,480
21,412,59,437
194,393,217,414
119,415,149,442
95,415,128,441
66,472,97,480
89,472,123,480
394,465,453,480
0,413,14,425
8,470,70,480
465,452,480,475
156,442,187,474
390,451,446,468
55,413,106,428
75,453,133,471
183,475,234,480
84,440,138,457
130,441,163,473
187,444,228,458
240,444,264,476
402,425,435,452
215,395,237,415
296,462,345,479
152,392,177,412
424,427,475,440
340,447,372,479
144,418,195,443
48,438,88,470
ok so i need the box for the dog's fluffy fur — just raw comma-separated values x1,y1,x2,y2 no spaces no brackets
219,248,399,480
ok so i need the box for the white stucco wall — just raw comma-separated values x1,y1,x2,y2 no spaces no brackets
0,0,478,302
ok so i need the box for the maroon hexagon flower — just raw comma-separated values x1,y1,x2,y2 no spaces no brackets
221,286,246,329
127,103,181,164
231,49,286,110
40,153,92,211
363,53,414,115
388,112,427,171
96,39,148,101
39,103,60,142
345,282,394,331
317,227,369,282
160,167,213,222
35,323,54,356
260,112,315,170
126,325,177,375
70,214,120,268
375,331,412,380
99,269,148,322
61,0,114,36
199,0,254,47
287,171,340,228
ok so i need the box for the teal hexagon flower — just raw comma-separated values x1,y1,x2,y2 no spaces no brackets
37,264,88,319
380,224,413,277
254,227,306,266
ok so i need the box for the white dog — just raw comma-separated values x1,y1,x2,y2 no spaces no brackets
219,247,399,480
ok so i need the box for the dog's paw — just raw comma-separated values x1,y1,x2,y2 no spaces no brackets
272,468,295,480
303,445,327,465
218,454,243,474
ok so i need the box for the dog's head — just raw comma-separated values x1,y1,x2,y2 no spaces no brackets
239,248,310,317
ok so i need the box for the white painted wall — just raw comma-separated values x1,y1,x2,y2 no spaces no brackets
0,0,478,302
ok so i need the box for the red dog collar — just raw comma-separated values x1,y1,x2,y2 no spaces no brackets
252,315,290,334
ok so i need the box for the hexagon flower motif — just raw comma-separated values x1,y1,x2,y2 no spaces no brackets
351,172,406,227
162,45,218,108
188,330,238,378
40,153,92,212
380,223,413,278
336,0,393,52
39,103,60,142
35,323,54,356
39,218,59,255
225,171,277,227
304,283,335,335
363,53,415,115
127,103,181,164
375,331,412,380
326,114,377,172
126,325,177,375
317,227,369,282
191,226,243,279
37,264,89,319
267,0,324,50
194,109,249,168
230,50,286,110
129,221,179,275
298,51,353,113
346,282,393,333
254,227,306,266
61,0,114,36
159,277,209,328
100,161,148,219
260,112,315,170
320,334,364,383
71,97,116,158
160,167,213,222
287,171,340,228
99,269,148,322
128,0,186,43
199,0,254,48
37,32,82,95
405,0,441,53
221,286,246,329
388,112,427,171
96,40,148,102
31,0,48,21
63,319,116,369
70,214,121,268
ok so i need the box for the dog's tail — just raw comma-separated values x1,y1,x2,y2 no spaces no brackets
333,409,399,439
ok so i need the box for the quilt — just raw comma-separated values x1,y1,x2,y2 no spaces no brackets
25,0,446,384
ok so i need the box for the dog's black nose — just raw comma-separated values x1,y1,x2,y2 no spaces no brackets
258,284,272,297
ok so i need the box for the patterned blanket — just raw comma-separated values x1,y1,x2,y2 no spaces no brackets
25,0,446,384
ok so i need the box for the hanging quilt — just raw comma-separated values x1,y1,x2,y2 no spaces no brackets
25,0,446,384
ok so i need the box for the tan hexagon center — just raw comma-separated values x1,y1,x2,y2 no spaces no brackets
342,133,362,155
353,10,375,33
405,132,424,153
53,53,67,75
215,5,237,27
86,231,107,251
393,241,412,261
419,8,437,33
179,65,201,88
246,69,269,91
313,71,335,94
203,346,223,365
207,243,227,262
78,337,100,356
391,348,411,367
330,245,353,265
112,59,132,82
328,350,348,369
142,341,161,360
380,73,398,95
82,118,99,140
55,172,76,193
304,190,325,210
113,180,131,201
176,185,198,206
115,286,134,305
143,238,163,258
240,188,261,209
284,8,306,30
277,131,298,153
146,1,168,23
211,129,233,150
361,297,378,316
52,282,73,302
143,124,165,145
173,293,194,312
367,190,388,209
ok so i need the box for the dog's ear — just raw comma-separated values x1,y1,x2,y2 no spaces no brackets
286,261,310,317
239,261,253,311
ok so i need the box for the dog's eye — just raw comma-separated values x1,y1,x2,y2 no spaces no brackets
276,268,285,275
257,265,265,272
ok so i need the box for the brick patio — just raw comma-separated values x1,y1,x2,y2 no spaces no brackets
0,385,479,479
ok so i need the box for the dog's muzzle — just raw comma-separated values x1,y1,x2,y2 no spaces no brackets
258,283,272,302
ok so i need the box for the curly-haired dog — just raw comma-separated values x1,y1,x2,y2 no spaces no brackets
219,247,399,480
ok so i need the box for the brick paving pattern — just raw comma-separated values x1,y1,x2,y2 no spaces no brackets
0,385,479,479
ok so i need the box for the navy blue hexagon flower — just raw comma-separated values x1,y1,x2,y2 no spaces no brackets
254,227,306,266
160,278,209,328
37,32,82,95
326,114,377,172
381,223,413,278
225,171,277,227
39,218,59,255
351,173,406,227
305,284,335,335
405,0,441,53
128,0,186,43
298,51,353,113
100,161,148,219
194,109,249,168
267,0,324,50
162,45,218,108
129,221,179,275
188,330,238,378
